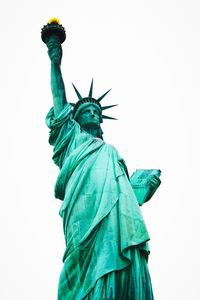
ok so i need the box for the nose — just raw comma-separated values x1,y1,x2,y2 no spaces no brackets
90,110,95,116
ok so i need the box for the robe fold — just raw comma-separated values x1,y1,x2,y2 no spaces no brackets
46,104,154,300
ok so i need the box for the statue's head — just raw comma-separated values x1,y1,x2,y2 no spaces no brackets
70,80,117,139
75,103,102,128
75,102,103,138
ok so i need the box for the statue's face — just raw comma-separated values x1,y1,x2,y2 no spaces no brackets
76,104,101,129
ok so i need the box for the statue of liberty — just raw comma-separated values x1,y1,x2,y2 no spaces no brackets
42,18,161,300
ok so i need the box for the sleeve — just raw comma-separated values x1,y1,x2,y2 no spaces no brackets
45,104,79,168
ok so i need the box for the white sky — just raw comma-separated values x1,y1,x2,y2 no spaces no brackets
1,0,200,299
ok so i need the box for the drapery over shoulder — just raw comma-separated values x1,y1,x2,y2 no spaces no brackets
46,104,86,169
46,104,105,199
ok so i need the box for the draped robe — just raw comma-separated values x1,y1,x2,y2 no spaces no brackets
46,104,154,300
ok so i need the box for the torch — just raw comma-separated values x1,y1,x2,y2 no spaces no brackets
41,18,66,45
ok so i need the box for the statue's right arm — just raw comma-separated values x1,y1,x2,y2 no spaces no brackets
47,38,67,117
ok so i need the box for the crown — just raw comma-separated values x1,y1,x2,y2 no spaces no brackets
70,79,118,120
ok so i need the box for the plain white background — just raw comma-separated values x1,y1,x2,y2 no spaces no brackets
1,0,200,299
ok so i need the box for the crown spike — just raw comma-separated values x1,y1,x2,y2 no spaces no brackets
102,115,117,120
102,104,118,111
88,78,94,98
72,83,83,100
97,89,112,102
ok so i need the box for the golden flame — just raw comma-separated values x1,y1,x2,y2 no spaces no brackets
48,17,61,25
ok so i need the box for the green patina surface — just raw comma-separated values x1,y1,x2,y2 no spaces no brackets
43,22,161,300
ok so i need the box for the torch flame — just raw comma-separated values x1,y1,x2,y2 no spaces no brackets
48,17,61,25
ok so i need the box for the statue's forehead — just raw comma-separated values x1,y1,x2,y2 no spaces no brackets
81,103,100,112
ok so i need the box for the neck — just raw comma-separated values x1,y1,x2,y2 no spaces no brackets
82,126,98,137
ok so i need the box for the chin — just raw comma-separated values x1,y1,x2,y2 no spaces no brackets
85,122,100,129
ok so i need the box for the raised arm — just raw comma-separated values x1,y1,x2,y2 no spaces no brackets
47,37,67,117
